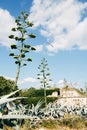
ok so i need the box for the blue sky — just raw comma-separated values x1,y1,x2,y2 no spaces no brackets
0,0,87,89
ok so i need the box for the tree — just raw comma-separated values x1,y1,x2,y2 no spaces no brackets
0,76,17,96
37,57,52,107
9,11,36,87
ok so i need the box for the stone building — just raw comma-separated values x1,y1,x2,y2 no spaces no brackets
60,87,81,97
49,87,87,107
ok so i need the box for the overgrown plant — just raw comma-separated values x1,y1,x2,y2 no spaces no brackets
9,11,36,87
37,57,52,107
60,114,86,129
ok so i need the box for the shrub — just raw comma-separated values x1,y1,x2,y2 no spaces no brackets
60,114,86,129
41,119,58,129
20,88,60,97
22,97,42,106
22,96,57,108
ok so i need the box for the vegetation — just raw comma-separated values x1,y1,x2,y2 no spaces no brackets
0,76,17,95
20,87,58,106
0,10,87,130
59,114,87,129
20,87,59,97
9,11,36,87
37,57,52,107
40,119,58,129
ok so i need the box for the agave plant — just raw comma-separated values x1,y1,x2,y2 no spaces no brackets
0,90,22,105
0,90,44,129
0,90,28,129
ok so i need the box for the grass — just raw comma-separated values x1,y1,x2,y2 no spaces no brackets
40,119,58,129
3,115,87,130
59,114,87,129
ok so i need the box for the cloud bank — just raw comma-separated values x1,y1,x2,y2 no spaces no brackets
0,8,16,47
30,0,87,53
3,75,38,89
18,77,38,85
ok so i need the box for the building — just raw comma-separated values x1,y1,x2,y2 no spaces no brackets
60,87,81,97
49,87,87,107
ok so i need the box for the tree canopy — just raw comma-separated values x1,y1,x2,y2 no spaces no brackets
0,76,17,96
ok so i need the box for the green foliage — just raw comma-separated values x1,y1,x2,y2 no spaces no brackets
22,97,57,107
28,33,36,38
47,97,57,104
60,114,86,129
10,44,17,49
20,88,59,97
20,88,58,107
41,119,58,129
22,97,42,106
9,11,36,86
42,120,58,129
19,87,36,97
0,76,17,96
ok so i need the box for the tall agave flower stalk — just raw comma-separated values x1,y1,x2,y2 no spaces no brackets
9,11,36,88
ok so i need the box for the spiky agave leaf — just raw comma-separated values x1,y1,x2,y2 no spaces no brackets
0,90,22,105
34,99,44,115
1,114,38,119
0,89,20,99
0,97,27,105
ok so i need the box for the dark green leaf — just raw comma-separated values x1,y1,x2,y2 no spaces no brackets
14,56,19,59
27,58,32,62
15,61,20,64
47,73,50,76
26,22,34,27
45,64,48,66
18,16,21,19
40,81,43,83
23,63,27,66
22,29,27,33
9,35,14,39
31,47,36,51
15,19,20,24
15,37,19,41
24,44,31,48
21,54,25,58
17,26,23,30
41,70,44,72
28,34,36,38
9,53,14,56
24,13,28,19
23,49,29,53
11,44,17,49
12,28,16,31
19,37,25,41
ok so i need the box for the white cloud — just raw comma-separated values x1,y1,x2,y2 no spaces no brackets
35,45,43,52
3,76,15,81
0,8,16,47
57,80,64,87
2,75,38,89
30,0,87,52
18,77,38,85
